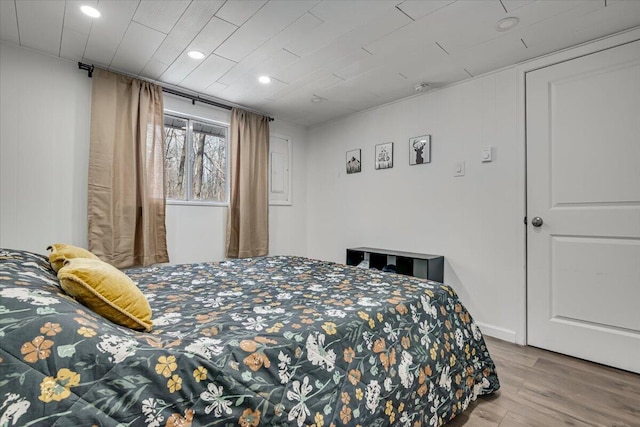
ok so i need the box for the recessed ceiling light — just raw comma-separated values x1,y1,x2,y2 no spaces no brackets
258,75,271,84
187,50,205,60
80,5,101,18
496,16,519,32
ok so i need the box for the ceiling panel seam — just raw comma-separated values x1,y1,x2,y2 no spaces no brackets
58,1,66,57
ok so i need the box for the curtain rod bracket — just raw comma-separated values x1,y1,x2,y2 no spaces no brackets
78,62,94,78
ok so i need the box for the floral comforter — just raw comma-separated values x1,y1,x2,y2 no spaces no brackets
0,249,499,427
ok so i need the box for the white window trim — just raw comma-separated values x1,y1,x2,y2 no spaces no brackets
164,109,230,206
165,199,228,207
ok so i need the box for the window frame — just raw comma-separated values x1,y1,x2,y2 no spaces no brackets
164,109,230,206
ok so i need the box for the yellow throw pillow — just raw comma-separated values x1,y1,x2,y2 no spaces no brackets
57,258,152,331
47,243,100,273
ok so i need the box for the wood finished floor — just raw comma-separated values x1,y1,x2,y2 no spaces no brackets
448,337,640,427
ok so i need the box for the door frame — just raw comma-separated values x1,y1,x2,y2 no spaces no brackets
515,27,640,346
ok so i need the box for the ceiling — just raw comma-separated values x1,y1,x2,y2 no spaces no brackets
1,0,639,127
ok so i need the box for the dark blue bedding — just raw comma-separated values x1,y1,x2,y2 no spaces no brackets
0,249,498,426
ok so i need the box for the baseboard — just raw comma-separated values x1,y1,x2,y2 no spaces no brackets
476,322,517,343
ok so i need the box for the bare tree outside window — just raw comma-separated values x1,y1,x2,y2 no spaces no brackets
164,116,187,200
164,114,228,203
191,121,227,201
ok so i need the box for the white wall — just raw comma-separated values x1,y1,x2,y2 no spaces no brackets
267,120,308,257
0,43,309,263
306,69,525,343
0,42,91,253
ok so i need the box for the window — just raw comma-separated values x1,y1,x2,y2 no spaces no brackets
164,114,228,203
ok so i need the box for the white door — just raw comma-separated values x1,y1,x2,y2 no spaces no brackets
526,40,640,374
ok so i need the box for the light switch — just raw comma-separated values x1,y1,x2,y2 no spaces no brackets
454,161,465,177
481,146,493,162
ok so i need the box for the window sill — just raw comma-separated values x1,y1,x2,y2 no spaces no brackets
166,200,228,207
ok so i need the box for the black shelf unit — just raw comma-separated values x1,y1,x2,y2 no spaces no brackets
346,247,444,282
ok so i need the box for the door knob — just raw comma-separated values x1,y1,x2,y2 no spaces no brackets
531,216,543,227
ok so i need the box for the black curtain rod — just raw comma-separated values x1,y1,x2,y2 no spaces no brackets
78,62,274,122
161,87,231,111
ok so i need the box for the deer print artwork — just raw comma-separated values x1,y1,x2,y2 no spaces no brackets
409,135,431,165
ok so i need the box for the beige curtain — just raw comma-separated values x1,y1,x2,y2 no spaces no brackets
226,108,270,258
88,69,169,268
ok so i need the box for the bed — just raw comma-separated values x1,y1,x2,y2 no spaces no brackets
0,248,499,426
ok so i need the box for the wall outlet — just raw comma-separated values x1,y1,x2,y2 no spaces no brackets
454,161,465,177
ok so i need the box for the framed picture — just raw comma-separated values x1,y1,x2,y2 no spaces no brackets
409,135,431,165
375,142,393,170
346,149,361,174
